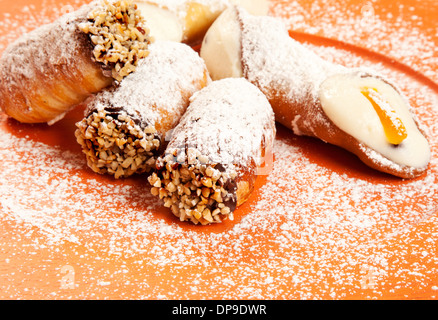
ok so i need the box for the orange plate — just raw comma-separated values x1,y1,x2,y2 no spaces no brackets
0,0,437,300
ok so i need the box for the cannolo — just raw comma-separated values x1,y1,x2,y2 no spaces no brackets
134,0,269,44
200,7,431,179
0,0,152,124
148,78,276,225
75,41,210,179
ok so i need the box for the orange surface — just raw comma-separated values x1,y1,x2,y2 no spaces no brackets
0,0,437,300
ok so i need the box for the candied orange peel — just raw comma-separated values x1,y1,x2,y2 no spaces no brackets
361,87,408,145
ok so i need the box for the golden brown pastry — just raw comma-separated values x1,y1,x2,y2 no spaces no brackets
0,0,152,124
200,7,431,179
75,41,210,179
148,78,276,225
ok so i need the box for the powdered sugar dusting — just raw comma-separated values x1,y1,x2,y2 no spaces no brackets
240,8,346,107
0,2,95,84
0,0,87,53
0,0,437,299
165,78,275,169
87,41,208,129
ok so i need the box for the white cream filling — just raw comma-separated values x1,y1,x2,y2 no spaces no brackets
319,73,431,169
135,2,184,42
200,8,243,80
